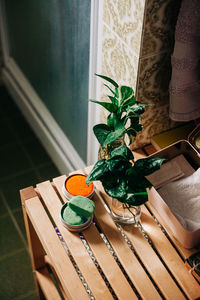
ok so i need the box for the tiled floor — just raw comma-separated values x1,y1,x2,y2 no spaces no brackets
0,86,60,299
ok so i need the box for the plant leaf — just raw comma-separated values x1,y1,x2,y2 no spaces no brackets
127,104,146,115
104,84,119,99
86,159,109,184
106,156,132,173
134,157,166,176
130,117,143,132
101,174,118,189
89,100,118,113
125,192,148,206
121,115,127,125
126,128,137,138
120,86,133,104
128,176,152,191
115,87,119,98
95,73,119,88
104,84,116,96
108,95,119,106
107,113,121,129
127,167,152,190
111,145,134,161
107,113,114,129
93,124,111,148
103,123,125,148
121,95,136,109
104,179,127,199
126,131,136,145
113,115,124,130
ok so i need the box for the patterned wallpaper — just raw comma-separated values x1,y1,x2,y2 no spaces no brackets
101,0,145,86
99,0,145,123
99,0,182,148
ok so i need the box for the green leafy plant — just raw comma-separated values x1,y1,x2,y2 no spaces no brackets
87,74,165,208
86,145,165,206
90,74,147,156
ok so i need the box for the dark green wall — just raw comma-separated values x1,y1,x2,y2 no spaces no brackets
4,0,91,162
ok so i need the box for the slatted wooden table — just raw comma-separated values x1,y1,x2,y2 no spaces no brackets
20,146,200,300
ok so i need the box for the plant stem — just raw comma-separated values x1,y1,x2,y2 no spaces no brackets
124,203,136,223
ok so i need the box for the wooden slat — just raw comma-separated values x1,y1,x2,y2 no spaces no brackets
37,180,113,300
52,175,68,202
53,176,140,299
83,223,138,300
53,167,200,300
146,201,200,260
53,176,69,200
20,187,46,299
91,192,162,299
90,178,187,299
20,187,45,270
44,255,68,299
122,223,186,300
45,255,68,299
25,196,90,300
141,205,200,299
35,267,62,300
54,176,138,299
80,169,162,299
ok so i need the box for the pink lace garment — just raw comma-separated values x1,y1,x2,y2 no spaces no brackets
169,0,200,121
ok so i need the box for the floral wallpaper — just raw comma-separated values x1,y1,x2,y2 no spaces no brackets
141,0,181,57
103,0,146,58
99,0,145,125
100,0,181,148
101,25,138,88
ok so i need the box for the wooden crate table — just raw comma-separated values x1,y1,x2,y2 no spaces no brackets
20,154,200,300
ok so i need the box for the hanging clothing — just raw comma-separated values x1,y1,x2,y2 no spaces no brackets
169,0,200,121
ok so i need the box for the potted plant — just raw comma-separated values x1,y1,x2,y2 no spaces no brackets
90,74,146,158
87,74,165,224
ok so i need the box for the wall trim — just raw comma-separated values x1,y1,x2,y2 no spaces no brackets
2,59,86,174
87,0,103,165
0,0,99,174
